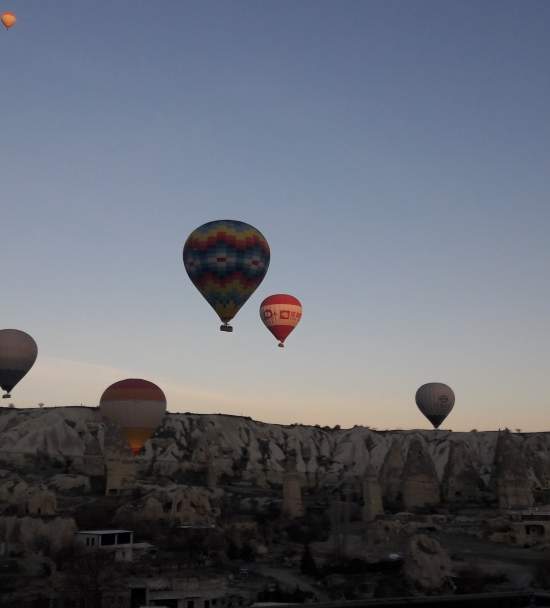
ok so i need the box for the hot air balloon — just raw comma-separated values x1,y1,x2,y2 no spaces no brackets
99,379,166,456
183,220,270,332
260,294,302,347
415,382,455,429
1,12,16,30
0,329,38,398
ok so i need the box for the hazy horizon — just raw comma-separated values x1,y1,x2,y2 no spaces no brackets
2,1,549,431
3,397,529,435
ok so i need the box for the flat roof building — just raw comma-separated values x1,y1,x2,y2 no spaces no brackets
75,529,134,561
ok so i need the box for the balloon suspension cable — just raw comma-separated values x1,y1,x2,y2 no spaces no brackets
278,342,285,348
220,323,233,333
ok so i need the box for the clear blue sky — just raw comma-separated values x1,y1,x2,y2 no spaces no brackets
2,0,549,431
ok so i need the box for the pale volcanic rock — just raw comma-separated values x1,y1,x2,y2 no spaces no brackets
401,438,440,510
365,518,403,549
0,407,96,457
379,440,406,510
0,478,29,504
27,489,57,516
170,486,219,523
282,472,304,519
442,440,484,504
524,433,550,490
493,430,535,509
362,464,383,522
2,407,550,510
113,498,160,526
404,534,454,593
48,474,91,494
0,515,77,555
114,485,220,526
141,496,164,520
0,479,57,516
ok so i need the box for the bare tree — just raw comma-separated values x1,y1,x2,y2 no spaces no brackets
58,549,123,608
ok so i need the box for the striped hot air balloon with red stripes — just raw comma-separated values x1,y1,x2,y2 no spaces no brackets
260,294,302,347
100,379,166,456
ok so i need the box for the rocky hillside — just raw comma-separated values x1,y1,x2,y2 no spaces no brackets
1,406,549,510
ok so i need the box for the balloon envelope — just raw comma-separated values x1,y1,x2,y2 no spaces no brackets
1,12,16,29
415,382,455,428
99,379,166,455
0,329,38,397
260,294,302,347
183,220,270,329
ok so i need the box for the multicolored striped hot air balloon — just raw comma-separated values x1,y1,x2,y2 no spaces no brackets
183,220,270,332
415,382,455,429
0,329,38,398
260,294,302,348
99,379,166,456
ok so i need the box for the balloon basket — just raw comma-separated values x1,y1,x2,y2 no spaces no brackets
278,342,284,348
220,324,233,333
2,394,10,399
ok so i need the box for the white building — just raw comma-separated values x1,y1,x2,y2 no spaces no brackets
75,529,134,562
129,575,249,608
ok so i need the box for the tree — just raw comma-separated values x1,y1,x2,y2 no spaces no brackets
59,549,122,608
240,543,255,562
33,534,51,556
227,539,240,560
300,543,318,577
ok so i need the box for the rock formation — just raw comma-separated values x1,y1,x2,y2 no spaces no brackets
1,407,549,511
27,488,56,516
404,534,454,593
492,430,534,509
379,440,405,510
113,485,220,527
401,439,440,510
0,515,77,556
442,441,484,505
362,464,383,522
105,457,137,496
282,451,303,519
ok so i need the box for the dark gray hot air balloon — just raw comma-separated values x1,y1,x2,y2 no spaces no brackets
415,382,455,429
0,329,38,398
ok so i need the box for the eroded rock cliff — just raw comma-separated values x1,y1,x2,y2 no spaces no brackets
1,407,548,510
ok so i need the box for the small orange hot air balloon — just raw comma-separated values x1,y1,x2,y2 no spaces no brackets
1,12,16,30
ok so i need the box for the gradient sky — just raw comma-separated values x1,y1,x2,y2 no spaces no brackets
2,1,549,431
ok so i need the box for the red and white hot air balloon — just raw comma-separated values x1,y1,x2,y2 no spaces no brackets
260,294,302,348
